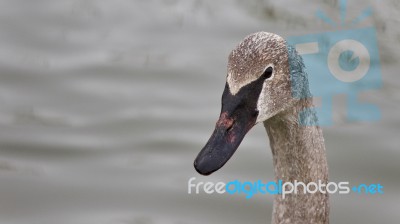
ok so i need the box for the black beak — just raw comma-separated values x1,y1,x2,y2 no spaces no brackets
194,111,256,175
194,78,265,175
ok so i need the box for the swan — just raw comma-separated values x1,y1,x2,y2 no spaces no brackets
194,32,329,224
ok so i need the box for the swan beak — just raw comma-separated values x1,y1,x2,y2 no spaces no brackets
194,109,257,176
194,74,266,176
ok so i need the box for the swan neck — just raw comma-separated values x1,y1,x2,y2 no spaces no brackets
263,104,329,224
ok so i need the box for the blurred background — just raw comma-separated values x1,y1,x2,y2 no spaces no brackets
0,0,399,223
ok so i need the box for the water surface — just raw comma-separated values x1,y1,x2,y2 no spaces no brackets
0,0,399,223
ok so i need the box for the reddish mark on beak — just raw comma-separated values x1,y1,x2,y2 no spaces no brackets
216,112,237,144
227,133,236,144
216,112,234,130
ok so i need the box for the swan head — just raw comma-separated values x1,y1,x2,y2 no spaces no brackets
194,32,310,175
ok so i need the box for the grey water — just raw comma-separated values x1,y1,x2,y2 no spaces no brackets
0,0,399,223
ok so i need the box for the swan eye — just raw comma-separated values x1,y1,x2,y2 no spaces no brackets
262,66,273,79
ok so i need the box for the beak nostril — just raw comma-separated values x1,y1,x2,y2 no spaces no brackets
226,122,234,132
216,112,234,131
